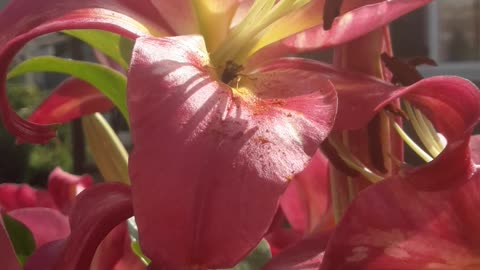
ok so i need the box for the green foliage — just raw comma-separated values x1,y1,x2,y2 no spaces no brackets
27,124,72,182
2,214,36,266
63,30,133,70
233,239,272,270
8,56,129,122
0,83,72,184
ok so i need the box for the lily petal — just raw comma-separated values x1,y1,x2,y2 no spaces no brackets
263,231,331,270
248,0,431,67
0,0,170,143
91,223,146,270
469,135,480,164
8,207,70,247
320,161,480,269
127,35,337,269
280,150,333,234
47,167,93,214
0,184,56,212
55,183,133,270
320,77,480,270
246,58,397,131
24,240,66,270
28,78,113,125
0,218,21,270
150,0,198,35
266,229,304,256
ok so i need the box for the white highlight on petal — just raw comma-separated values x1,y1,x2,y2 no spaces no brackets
273,121,302,145
346,246,369,263
384,246,410,259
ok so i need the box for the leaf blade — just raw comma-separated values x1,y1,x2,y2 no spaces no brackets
8,56,129,121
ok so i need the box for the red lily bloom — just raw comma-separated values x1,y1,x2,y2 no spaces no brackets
0,168,145,270
0,0,430,142
320,75,480,269
0,0,433,269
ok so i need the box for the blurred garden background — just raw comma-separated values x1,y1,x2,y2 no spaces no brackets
0,0,479,186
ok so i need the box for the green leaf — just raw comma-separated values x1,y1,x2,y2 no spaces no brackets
63,30,133,70
232,239,272,270
2,214,36,266
7,56,129,121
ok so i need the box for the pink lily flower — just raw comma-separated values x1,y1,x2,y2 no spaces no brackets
0,0,431,142
259,72,480,270
320,76,480,269
0,0,434,269
0,168,145,270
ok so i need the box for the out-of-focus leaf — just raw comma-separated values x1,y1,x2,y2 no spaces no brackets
63,30,133,70
233,239,271,270
2,214,36,266
82,113,130,184
7,56,128,121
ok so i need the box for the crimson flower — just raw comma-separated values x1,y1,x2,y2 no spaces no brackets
0,0,433,269
0,168,144,270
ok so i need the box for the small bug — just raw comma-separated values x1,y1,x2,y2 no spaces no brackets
221,60,244,85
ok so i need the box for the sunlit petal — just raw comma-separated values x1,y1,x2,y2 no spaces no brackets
127,35,337,269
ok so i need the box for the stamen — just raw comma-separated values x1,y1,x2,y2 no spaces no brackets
392,122,433,163
212,0,311,65
328,138,383,183
404,101,444,157
413,107,444,153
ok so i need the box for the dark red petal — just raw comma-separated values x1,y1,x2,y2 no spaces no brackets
0,0,170,143
55,183,133,270
91,223,146,270
0,184,56,212
280,150,332,233
249,58,396,131
28,78,113,125
127,35,337,269
336,76,480,135
0,218,22,270
248,0,431,68
24,240,66,270
321,168,480,270
320,76,480,270
8,207,70,247
266,229,303,256
263,231,331,270
47,167,93,214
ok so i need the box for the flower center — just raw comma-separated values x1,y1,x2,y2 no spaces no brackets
221,60,244,84
211,0,312,67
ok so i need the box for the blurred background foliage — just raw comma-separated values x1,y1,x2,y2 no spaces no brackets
0,81,72,185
